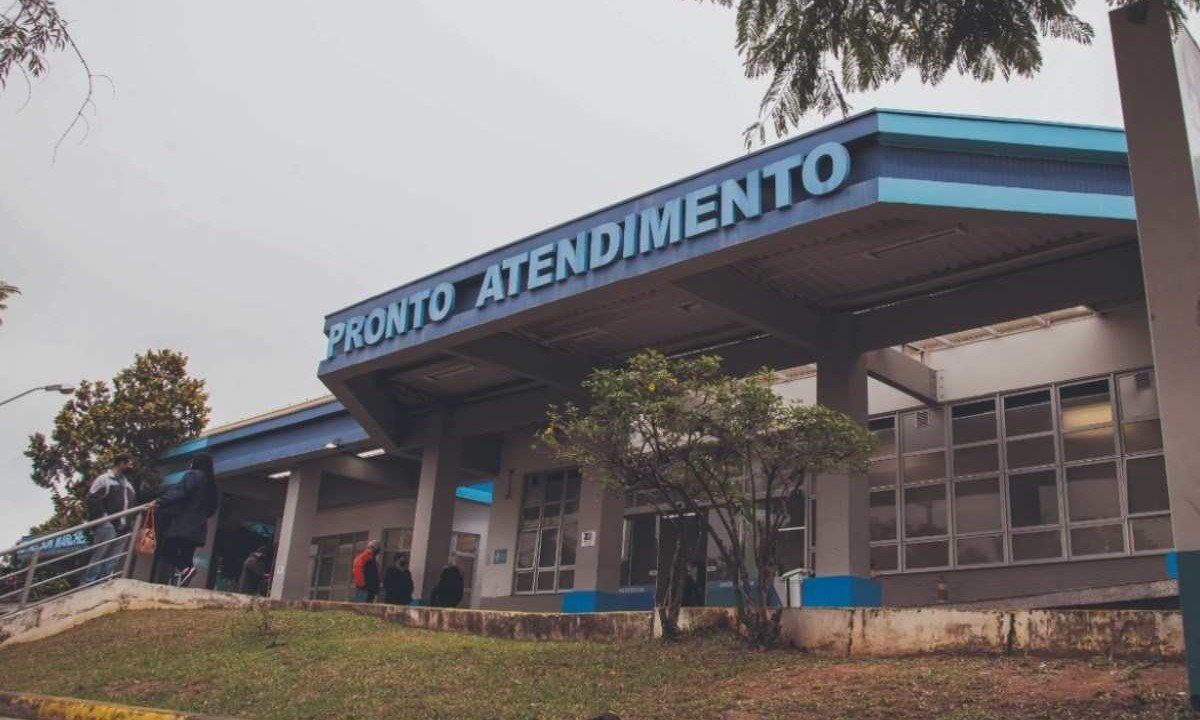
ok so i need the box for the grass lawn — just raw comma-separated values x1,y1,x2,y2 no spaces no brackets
0,608,1190,720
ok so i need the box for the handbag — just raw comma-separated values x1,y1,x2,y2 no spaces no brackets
134,504,158,555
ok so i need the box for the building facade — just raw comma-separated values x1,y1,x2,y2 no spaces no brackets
160,109,1185,612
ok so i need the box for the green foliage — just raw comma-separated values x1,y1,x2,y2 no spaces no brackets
0,281,17,324
542,350,874,646
25,349,210,530
698,0,1200,147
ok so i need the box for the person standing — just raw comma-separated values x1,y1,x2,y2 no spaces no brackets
239,546,268,595
351,540,381,603
382,554,414,605
156,452,220,587
81,454,138,585
428,563,465,608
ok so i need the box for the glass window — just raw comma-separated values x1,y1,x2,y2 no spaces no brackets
1062,426,1116,462
1011,530,1062,561
903,452,946,483
538,528,559,567
1119,371,1163,454
1060,380,1113,430
954,444,999,476
902,409,945,453
1117,370,1158,421
869,458,896,488
904,484,947,538
1131,516,1173,552
1122,420,1164,454
870,544,898,572
953,400,997,444
1065,462,1121,522
957,535,1003,566
558,569,575,590
868,544,897,573
869,417,896,458
1004,390,1053,436
516,532,537,570
1006,435,1056,469
1127,456,1170,514
954,477,1002,533
870,490,897,541
905,541,949,569
1009,470,1060,528
516,468,580,593
778,528,806,573
1070,524,1125,556
560,522,578,566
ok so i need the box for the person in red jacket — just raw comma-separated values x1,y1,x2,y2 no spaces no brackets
352,540,381,603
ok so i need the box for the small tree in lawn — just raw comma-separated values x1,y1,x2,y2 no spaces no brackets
541,350,874,646
26,349,210,530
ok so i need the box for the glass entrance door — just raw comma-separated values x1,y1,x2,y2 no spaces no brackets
309,532,368,601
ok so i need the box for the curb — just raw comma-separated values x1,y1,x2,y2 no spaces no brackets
0,691,243,720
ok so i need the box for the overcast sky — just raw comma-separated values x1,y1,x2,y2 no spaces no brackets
2,1,1196,547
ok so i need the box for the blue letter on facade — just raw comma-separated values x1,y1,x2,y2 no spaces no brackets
639,199,682,254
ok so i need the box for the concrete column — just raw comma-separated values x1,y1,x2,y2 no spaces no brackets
808,320,879,606
409,413,462,601
1111,3,1200,707
564,468,625,611
270,466,320,600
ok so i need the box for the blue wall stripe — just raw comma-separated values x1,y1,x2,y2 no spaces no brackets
877,178,1137,219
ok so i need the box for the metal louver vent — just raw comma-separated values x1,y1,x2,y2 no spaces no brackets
916,410,930,427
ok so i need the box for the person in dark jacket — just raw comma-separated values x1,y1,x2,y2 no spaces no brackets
428,563,465,608
382,554,414,605
239,546,268,595
352,540,381,602
155,452,220,586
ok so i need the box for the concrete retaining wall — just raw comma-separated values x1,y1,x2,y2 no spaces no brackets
0,581,258,649
1,580,1184,660
669,605,1184,660
279,599,654,641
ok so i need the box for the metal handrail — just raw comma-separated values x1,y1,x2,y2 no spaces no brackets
0,502,152,557
0,503,154,616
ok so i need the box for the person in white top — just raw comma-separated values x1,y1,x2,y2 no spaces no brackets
80,454,138,585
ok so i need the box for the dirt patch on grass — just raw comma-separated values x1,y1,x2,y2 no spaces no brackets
693,654,1189,720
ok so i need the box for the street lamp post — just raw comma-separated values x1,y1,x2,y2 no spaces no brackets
0,384,76,408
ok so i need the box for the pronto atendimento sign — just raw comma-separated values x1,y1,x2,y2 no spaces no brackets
324,141,852,360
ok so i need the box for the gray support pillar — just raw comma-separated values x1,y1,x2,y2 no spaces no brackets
1111,2,1200,707
570,469,625,602
270,466,320,600
808,321,879,606
409,413,462,602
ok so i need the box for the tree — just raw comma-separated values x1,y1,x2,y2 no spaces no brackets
541,350,874,646
0,281,18,324
700,0,1200,147
1,0,104,158
26,349,210,529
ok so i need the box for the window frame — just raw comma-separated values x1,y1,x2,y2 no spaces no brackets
513,467,581,595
